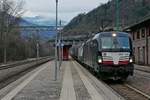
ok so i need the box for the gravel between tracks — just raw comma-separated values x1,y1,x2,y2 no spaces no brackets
108,83,149,100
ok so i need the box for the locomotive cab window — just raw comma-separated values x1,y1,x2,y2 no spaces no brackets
141,28,145,38
100,36,130,50
93,40,98,47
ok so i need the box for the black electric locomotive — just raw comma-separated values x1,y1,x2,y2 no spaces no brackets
72,32,134,80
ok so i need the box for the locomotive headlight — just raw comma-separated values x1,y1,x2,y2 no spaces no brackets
112,33,117,37
98,59,102,63
129,58,133,63
98,56,102,63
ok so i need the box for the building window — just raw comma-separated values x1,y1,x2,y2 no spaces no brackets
141,28,145,38
138,47,140,63
133,47,135,53
133,47,135,61
142,46,145,64
137,30,140,39
149,27,150,36
132,32,135,40
146,27,149,36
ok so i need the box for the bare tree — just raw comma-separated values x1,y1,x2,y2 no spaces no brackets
0,0,25,63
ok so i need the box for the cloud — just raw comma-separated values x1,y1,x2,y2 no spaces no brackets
23,11,38,17
23,0,109,22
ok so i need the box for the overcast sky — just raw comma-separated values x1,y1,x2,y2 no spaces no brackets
22,0,109,22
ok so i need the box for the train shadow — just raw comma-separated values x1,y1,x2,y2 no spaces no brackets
71,57,127,85
102,79,125,85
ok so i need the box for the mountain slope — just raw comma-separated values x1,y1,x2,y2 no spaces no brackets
19,17,57,41
19,19,36,26
63,0,150,36
23,16,66,26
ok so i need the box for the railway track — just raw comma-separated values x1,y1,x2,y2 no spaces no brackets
75,58,150,100
0,57,53,90
135,68,150,74
85,66,150,100
107,82,150,100
102,67,150,100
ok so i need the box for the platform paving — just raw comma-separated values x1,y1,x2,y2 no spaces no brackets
60,61,76,100
73,62,103,100
134,64,150,73
1,60,125,100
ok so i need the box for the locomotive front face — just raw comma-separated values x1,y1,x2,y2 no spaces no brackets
97,32,134,79
98,32,133,65
101,52,132,65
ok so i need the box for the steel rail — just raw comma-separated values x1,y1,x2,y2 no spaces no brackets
125,84,150,100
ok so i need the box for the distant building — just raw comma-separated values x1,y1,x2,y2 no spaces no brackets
125,16,150,65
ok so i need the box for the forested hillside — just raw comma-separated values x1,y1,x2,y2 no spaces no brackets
63,0,150,35
0,0,52,63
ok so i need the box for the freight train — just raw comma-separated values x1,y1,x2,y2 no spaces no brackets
71,32,134,80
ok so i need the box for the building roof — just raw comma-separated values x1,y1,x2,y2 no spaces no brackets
124,15,150,30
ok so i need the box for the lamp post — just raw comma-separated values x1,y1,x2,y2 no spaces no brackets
55,0,58,81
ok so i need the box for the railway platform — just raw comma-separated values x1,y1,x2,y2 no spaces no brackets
0,59,124,100
135,64,150,73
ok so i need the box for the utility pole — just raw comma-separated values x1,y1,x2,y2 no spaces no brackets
115,0,120,31
59,20,62,68
36,43,39,58
146,28,149,65
60,21,64,65
4,12,10,64
36,29,40,59
1,0,7,64
55,0,58,81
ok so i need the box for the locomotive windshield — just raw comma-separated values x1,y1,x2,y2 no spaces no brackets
101,36,130,50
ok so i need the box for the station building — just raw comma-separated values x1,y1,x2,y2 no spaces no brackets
125,16,150,65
